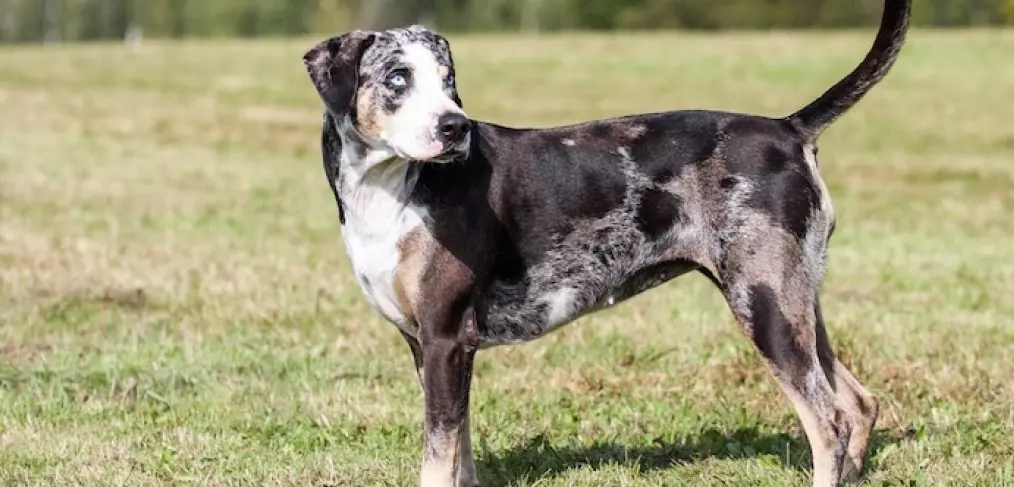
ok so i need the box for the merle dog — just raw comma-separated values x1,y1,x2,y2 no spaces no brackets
301,1,910,485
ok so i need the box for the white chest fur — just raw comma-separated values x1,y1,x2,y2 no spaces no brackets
339,160,427,332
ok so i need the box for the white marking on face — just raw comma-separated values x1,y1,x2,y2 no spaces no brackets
543,287,577,327
562,138,576,147
384,43,467,161
617,146,632,160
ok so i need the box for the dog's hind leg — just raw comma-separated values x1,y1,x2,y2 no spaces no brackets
718,234,852,487
814,305,879,483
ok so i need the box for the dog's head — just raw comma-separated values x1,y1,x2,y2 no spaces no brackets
304,25,469,162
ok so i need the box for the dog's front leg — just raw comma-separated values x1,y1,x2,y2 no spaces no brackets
402,330,478,487
419,312,477,487
456,415,477,487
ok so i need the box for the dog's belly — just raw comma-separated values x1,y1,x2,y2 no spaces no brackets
600,260,699,307
536,260,698,322
479,230,702,347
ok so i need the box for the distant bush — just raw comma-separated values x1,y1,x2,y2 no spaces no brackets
1,0,1010,43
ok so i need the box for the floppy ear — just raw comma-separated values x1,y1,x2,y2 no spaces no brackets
305,32,372,226
435,34,464,108
303,31,375,118
451,82,463,108
321,112,346,224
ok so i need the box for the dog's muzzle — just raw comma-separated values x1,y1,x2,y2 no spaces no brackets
427,112,471,161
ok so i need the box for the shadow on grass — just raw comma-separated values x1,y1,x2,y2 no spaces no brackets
477,427,911,486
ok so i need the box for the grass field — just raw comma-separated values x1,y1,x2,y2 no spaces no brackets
2,28,1013,486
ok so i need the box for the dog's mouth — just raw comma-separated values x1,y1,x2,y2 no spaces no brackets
429,144,470,163
399,140,470,163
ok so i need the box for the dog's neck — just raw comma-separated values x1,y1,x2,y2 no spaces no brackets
334,121,420,225
340,144,409,190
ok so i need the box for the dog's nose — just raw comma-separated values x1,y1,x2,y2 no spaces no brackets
438,112,470,143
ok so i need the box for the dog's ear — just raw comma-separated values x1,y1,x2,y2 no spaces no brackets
303,31,375,118
321,112,346,224
436,35,464,109
451,84,463,109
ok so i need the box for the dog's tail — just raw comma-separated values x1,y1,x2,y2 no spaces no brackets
786,0,911,142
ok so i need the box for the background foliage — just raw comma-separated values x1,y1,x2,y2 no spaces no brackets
2,0,1014,43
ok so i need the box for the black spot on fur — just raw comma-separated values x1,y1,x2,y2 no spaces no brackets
381,95,401,115
636,188,682,240
748,284,810,384
377,57,402,76
719,177,737,190
763,145,791,172
721,117,818,241
587,123,613,140
631,115,720,184
750,160,817,241
573,164,625,219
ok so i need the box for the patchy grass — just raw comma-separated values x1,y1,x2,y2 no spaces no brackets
2,28,1013,486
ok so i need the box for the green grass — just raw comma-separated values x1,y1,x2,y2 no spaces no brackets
2,28,1013,486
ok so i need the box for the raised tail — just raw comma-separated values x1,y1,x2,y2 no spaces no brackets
787,0,911,142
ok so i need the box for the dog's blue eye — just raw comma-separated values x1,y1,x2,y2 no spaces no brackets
387,73,407,87
445,75,455,88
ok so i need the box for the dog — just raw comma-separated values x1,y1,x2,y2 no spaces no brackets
301,1,910,486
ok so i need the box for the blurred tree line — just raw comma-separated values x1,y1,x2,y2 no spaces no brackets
2,0,1013,43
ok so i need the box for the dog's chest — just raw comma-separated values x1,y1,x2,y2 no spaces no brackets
339,168,428,332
